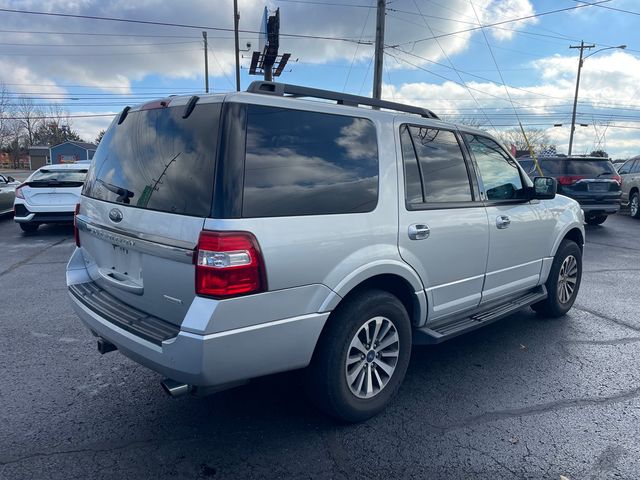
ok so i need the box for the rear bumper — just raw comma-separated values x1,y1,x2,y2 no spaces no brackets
579,203,620,215
68,288,328,386
66,248,329,387
14,201,75,223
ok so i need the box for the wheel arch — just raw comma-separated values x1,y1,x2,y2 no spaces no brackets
561,227,585,253
320,262,427,328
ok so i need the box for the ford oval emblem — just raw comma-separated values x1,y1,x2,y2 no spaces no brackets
108,208,123,223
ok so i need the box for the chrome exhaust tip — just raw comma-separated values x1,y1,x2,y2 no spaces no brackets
161,378,192,397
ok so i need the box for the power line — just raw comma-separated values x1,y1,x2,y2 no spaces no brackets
343,0,374,92
390,0,612,48
0,28,199,39
0,40,200,48
572,0,640,17
276,0,375,7
469,0,522,128
410,0,495,129
0,7,373,45
0,48,202,57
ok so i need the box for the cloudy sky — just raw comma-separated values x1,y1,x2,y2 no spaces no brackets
0,0,638,157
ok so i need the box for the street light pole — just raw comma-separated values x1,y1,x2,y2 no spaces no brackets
233,0,241,91
567,41,626,155
372,0,386,100
568,41,593,156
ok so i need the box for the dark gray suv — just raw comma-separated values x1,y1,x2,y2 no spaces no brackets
518,156,622,225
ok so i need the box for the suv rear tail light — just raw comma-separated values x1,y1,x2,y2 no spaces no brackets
557,175,585,185
195,231,266,299
74,203,80,247
14,184,25,199
612,174,622,185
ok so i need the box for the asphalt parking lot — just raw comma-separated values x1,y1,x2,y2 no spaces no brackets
1,212,639,480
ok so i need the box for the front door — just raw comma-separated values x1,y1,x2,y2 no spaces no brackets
463,134,554,303
396,122,489,321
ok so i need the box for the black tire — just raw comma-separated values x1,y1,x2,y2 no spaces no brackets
630,191,640,219
585,214,607,225
19,223,39,233
305,289,412,423
532,240,582,318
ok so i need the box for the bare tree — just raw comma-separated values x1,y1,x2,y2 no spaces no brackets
0,82,11,149
496,127,554,153
439,115,488,130
16,96,43,148
34,103,83,146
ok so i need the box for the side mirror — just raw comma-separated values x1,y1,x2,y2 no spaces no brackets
531,176,556,200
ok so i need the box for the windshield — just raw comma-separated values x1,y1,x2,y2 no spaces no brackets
30,169,87,183
83,102,221,217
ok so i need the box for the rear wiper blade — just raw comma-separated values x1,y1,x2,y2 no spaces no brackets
97,179,134,204
595,172,613,178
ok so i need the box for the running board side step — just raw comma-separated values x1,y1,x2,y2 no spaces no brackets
413,286,547,345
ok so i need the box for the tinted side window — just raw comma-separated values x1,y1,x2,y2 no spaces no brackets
242,106,378,217
631,159,640,174
465,134,523,200
517,159,535,175
400,126,424,204
618,160,632,175
538,159,564,175
401,125,472,203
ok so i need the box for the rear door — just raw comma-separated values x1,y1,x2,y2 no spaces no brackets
77,99,222,327
617,159,635,203
396,122,489,321
463,134,554,303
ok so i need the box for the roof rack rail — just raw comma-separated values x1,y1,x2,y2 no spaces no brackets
246,81,439,119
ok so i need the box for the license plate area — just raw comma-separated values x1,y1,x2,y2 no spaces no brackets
107,244,142,282
588,182,609,192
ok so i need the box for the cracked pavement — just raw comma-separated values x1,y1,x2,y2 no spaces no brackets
1,212,639,479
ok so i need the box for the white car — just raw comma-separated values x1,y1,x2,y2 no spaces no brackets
14,164,88,233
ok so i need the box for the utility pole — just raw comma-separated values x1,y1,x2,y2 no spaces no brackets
568,40,594,156
233,0,241,91
202,31,209,93
372,0,386,100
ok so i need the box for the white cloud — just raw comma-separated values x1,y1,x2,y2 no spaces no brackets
381,50,640,158
0,0,538,92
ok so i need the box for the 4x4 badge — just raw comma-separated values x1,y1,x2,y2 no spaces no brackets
108,208,123,223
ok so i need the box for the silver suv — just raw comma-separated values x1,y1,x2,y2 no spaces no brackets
618,156,640,218
67,82,585,422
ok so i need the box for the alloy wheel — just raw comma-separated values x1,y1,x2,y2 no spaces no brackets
345,316,400,399
631,195,639,217
557,255,578,304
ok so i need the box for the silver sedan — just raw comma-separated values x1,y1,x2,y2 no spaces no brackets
0,174,19,215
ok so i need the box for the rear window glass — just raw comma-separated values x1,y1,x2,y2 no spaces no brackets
83,103,221,217
31,169,87,183
242,105,379,217
564,159,616,176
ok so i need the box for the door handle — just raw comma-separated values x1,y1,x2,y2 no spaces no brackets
408,223,430,240
496,215,511,229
